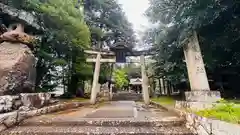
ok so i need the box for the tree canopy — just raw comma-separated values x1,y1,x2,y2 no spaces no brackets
113,67,129,89
84,0,137,49
145,0,240,97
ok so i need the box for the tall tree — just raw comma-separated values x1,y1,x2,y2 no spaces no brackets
3,0,136,96
84,0,136,87
84,0,136,48
145,0,240,96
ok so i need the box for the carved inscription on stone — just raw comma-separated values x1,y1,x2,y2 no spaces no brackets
196,66,204,74
195,54,202,61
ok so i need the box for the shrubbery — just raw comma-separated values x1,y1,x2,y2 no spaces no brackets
196,99,240,124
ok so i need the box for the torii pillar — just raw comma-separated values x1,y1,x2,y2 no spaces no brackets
90,52,101,104
140,55,150,105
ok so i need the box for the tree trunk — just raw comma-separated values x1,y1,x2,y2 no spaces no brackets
160,78,164,95
167,81,171,96
183,31,210,91
69,74,78,95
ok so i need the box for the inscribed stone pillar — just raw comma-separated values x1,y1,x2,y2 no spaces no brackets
97,83,101,93
90,53,101,104
176,31,221,110
183,31,210,91
140,55,150,105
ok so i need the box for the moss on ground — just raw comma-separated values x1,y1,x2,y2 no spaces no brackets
151,96,175,106
58,97,89,104
70,98,89,102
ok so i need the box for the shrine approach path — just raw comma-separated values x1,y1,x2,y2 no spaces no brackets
2,101,195,135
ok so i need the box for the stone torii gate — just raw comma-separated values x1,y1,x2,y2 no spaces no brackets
85,43,154,105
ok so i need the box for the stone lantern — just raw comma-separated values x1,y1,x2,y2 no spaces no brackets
0,3,42,95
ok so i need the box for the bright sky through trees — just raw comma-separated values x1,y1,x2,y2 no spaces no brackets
117,0,150,41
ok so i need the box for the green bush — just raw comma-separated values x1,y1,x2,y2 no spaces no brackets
196,100,240,124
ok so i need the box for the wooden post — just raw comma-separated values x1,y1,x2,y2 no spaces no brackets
183,31,210,91
140,55,150,105
90,52,101,104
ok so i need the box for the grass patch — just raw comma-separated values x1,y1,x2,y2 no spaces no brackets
59,97,89,103
227,99,240,104
70,97,89,102
195,99,240,124
151,96,175,106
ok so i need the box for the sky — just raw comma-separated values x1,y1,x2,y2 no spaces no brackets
117,0,150,42
116,0,151,64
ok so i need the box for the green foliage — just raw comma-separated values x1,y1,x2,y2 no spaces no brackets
22,0,91,93
27,0,90,48
113,68,129,89
196,101,240,124
84,0,136,48
124,63,141,78
146,0,227,44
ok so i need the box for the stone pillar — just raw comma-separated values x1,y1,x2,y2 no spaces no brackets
97,83,101,93
176,31,221,110
109,84,113,100
183,31,210,91
140,55,150,105
109,63,115,100
90,53,101,104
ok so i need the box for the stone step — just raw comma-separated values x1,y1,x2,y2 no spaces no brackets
19,119,185,127
111,99,142,100
113,95,141,96
112,95,142,101
2,125,195,135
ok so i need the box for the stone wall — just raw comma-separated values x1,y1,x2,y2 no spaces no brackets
0,93,51,113
184,112,240,135
0,101,89,132
151,101,240,135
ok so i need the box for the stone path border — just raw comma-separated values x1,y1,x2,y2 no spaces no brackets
0,101,90,133
150,101,240,135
